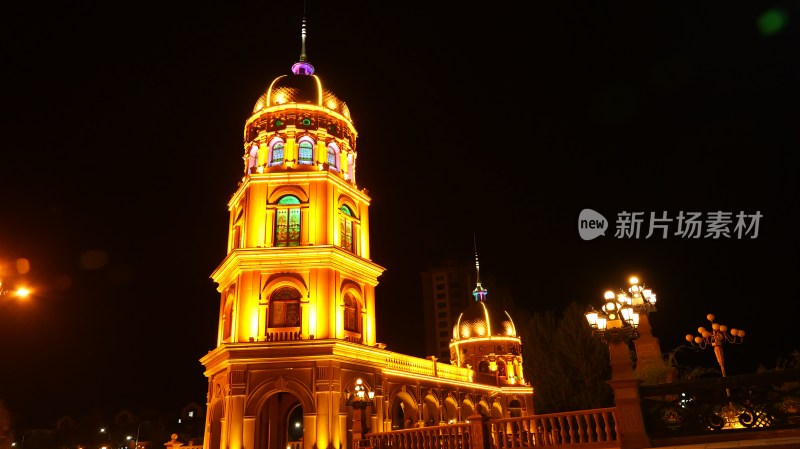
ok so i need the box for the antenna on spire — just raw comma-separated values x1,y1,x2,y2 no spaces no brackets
299,17,308,61
472,234,488,302
474,234,481,285
291,0,315,75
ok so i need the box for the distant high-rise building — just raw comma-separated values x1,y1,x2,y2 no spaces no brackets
421,258,516,361
421,259,475,360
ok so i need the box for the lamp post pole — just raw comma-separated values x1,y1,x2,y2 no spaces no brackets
346,378,375,446
586,288,650,449
625,277,661,375
134,421,150,449
685,313,747,428
685,314,745,397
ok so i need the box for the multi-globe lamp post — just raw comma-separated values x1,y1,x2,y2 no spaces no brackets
685,313,745,382
585,276,662,373
345,378,375,443
585,275,657,342
584,277,657,449
685,313,748,429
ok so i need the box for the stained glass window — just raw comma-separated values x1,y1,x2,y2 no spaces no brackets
271,142,285,166
269,286,302,327
326,143,339,170
275,195,301,247
339,205,353,252
298,140,313,165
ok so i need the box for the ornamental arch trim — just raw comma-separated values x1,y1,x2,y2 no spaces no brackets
244,375,317,416
261,274,308,299
337,195,360,219
268,186,309,204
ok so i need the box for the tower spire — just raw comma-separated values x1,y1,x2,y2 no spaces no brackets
291,2,315,75
299,16,308,61
472,235,488,302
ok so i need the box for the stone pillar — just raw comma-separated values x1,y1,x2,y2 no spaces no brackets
633,314,663,376
607,340,650,449
467,414,492,449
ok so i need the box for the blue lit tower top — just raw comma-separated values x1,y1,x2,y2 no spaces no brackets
472,247,488,302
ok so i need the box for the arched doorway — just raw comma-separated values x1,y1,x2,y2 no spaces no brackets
257,392,303,449
390,392,418,430
422,393,439,426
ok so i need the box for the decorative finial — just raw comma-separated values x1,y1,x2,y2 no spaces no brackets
291,4,315,76
472,235,488,302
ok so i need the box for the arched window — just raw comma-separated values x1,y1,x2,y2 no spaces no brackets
339,205,355,252
222,293,234,341
269,286,302,327
497,360,507,377
344,293,360,333
269,138,285,167
275,195,301,247
232,208,244,250
248,143,259,173
326,142,339,171
298,137,314,165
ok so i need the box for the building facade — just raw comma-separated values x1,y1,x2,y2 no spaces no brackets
199,20,534,449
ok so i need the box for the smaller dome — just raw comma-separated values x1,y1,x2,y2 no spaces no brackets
453,300,517,341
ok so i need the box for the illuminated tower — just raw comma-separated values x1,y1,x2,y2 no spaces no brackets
210,17,381,350
200,17,533,449
201,18,384,449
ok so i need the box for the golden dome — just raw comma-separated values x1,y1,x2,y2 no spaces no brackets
251,73,352,122
453,299,517,341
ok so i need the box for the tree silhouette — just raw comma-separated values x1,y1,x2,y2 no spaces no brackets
518,302,614,413
0,400,13,449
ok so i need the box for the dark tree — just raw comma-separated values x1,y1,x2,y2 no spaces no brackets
519,302,614,413
0,400,12,449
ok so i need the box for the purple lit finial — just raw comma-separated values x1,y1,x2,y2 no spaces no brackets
291,16,315,75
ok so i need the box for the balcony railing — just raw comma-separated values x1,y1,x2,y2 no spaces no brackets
489,408,618,448
639,368,800,442
363,409,618,449
365,422,471,449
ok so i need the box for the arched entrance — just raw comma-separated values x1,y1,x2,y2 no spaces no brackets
257,392,303,449
390,392,418,430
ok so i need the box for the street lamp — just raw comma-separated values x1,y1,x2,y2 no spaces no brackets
585,289,639,342
134,421,150,449
0,277,31,300
685,314,745,382
622,276,657,315
345,378,375,440
100,427,111,439
584,286,651,448
685,313,747,429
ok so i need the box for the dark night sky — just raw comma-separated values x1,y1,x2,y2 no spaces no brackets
1,1,798,430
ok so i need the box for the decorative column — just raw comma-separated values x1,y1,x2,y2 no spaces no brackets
586,289,651,449
606,339,650,449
